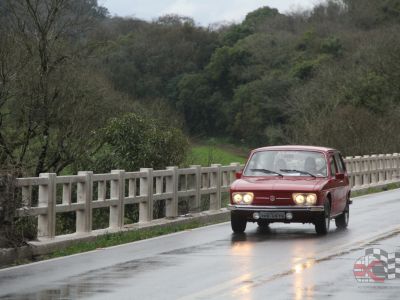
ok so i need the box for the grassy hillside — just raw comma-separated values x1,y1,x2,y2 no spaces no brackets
185,144,247,167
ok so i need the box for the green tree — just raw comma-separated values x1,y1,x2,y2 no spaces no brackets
86,113,189,172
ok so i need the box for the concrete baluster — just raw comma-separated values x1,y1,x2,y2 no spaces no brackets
155,176,162,195
38,173,56,238
98,181,106,201
354,156,362,188
393,153,399,180
109,170,125,228
62,181,71,205
378,154,385,183
189,165,201,213
370,155,378,184
385,154,392,182
210,164,222,210
77,171,93,233
128,178,135,199
166,167,178,218
362,156,370,187
139,168,153,223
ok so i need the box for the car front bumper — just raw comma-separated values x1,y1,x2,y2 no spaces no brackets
227,204,325,223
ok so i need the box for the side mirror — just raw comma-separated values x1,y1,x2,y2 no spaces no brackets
235,171,243,179
336,173,345,180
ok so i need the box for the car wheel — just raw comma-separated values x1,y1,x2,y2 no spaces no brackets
335,203,349,229
315,201,330,235
231,212,247,233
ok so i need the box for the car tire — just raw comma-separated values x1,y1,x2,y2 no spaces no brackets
315,201,330,235
231,212,247,233
335,203,349,229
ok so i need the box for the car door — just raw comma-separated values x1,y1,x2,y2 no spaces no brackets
334,152,349,212
327,154,341,215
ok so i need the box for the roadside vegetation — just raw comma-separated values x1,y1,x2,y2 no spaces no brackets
1,0,400,178
186,141,247,167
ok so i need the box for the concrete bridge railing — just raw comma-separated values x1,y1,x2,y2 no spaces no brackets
16,164,241,239
15,154,400,239
344,153,400,189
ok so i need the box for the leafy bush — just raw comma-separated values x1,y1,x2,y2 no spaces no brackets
87,113,189,172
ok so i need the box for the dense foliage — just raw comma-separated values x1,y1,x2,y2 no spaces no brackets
1,0,400,178
94,0,400,156
84,113,188,172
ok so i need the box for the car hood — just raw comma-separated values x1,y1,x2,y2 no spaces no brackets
231,177,328,192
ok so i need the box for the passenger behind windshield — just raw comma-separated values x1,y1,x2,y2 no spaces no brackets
244,150,327,177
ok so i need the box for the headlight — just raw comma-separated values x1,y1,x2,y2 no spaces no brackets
292,193,317,205
233,193,243,204
232,192,254,204
306,193,317,205
293,194,305,205
243,193,254,204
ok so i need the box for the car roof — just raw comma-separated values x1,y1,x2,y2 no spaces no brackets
252,145,336,153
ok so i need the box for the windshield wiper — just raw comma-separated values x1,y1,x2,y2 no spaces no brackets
250,169,283,176
280,169,316,178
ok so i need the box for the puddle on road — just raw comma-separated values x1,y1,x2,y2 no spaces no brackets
0,258,171,300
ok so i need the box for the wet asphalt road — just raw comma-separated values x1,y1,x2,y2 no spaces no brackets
0,189,400,300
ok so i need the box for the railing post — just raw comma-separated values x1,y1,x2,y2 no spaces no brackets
354,156,362,188
166,166,178,218
378,154,385,183
110,170,125,228
370,155,378,184
362,156,370,187
210,164,222,210
62,181,71,205
139,168,153,223
38,173,56,238
393,153,399,180
385,154,393,182
189,165,201,212
77,171,93,233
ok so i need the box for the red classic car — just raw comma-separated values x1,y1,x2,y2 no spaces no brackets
228,145,351,235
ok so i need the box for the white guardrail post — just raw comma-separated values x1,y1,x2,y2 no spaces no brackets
110,170,125,228
77,171,93,233
210,164,222,210
139,168,153,223
166,166,178,218
38,173,56,238
393,153,400,180
190,165,201,212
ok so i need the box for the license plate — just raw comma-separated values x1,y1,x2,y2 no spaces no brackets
259,211,286,219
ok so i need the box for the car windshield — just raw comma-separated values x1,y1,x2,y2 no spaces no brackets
243,150,327,177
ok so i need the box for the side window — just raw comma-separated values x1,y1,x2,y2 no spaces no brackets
334,153,345,173
330,156,337,177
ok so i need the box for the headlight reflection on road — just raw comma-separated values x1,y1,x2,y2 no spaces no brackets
293,259,315,274
230,241,255,300
293,259,315,300
232,273,254,300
